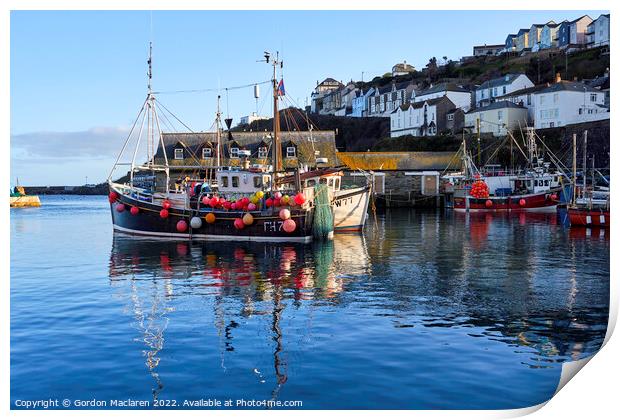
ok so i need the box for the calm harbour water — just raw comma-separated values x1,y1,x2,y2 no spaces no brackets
11,196,609,409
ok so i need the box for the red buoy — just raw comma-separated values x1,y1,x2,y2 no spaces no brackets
108,191,119,203
162,199,172,209
115,203,126,213
176,220,188,232
550,194,558,201
160,209,169,219
265,198,274,208
234,218,245,230
130,206,139,215
202,196,210,206
485,199,493,208
519,198,526,207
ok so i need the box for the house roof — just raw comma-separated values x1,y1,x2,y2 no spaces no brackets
319,78,341,85
537,80,598,94
467,100,527,114
155,131,338,167
337,151,461,171
391,96,456,113
478,73,526,90
473,44,504,49
517,28,529,36
570,15,591,24
495,84,550,99
417,82,470,96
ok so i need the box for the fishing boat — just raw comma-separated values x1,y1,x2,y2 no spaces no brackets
10,183,41,208
448,128,564,212
567,130,610,227
107,47,333,242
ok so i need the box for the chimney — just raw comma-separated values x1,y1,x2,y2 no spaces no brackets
555,73,561,83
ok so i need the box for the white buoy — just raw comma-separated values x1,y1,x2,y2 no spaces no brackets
190,216,203,229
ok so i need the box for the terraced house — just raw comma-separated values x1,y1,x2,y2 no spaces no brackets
368,80,416,117
475,74,534,108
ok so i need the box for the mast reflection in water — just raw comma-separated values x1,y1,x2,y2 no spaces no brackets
10,197,609,410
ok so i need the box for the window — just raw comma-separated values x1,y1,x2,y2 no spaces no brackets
590,93,597,102
328,178,334,187
258,146,268,158
540,95,545,105
174,148,184,160
527,94,532,105
202,148,212,159
498,110,503,120
286,146,296,158
253,176,262,188
553,93,559,103
493,87,498,96
232,176,239,188
579,108,583,115
335,178,340,190
306,179,316,187
221,176,229,188
447,114,454,121
230,147,239,158
550,122,555,128
502,86,506,95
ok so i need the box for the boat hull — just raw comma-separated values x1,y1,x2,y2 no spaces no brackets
333,186,371,232
453,191,558,213
568,208,610,228
109,188,315,243
10,195,41,207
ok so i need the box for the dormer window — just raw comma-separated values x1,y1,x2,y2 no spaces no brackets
258,146,268,158
230,147,239,158
174,148,184,160
286,146,296,158
202,147,212,159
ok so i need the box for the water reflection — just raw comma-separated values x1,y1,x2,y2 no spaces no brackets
106,210,608,407
108,234,371,401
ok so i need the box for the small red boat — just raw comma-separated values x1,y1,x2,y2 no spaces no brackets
568,207,610,227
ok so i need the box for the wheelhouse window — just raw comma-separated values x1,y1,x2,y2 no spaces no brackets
230,147,239,158
221,176,229,188
286,146,296,158
202,148,212,159
232,176,239,188
253,176,262,188
258,146,268,158
174,148,184,160
590,93,597,102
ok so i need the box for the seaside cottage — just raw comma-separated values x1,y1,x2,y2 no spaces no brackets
532,78,609,129
586,14,610,49
413,82,472,112
465,101,529,137
152,131,338,187
390,97,458,137
475,74,534,108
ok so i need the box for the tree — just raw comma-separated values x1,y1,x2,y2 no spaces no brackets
426,57,438,83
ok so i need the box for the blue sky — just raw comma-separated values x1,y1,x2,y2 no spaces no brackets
10,10,606,185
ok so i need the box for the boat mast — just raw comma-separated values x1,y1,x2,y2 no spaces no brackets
216,95,222,169
259,51,283,190
572,133,577,206
582,130,588,195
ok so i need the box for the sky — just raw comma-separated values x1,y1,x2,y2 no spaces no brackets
10,9,607,185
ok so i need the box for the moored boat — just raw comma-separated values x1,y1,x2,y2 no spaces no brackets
107,47,333,243
10,185,41,208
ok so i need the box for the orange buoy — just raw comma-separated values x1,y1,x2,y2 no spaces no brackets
205,213,216,224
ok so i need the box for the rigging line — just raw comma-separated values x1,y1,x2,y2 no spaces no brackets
152,80,271,95
108,96,149,180
155,98,195,133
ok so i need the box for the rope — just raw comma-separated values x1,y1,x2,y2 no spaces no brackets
152,80,271,95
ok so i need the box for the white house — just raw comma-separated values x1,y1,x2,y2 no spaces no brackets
350,88,374,117
533,80,608,129
368,81,416,117
495,84,548,123
586,14,610,48
515,28,530,52
390,97,456,138
473,44,504,56
465,101,529,137
475,74,534,108
414,82,472,112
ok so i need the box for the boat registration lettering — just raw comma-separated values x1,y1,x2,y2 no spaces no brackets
263,220,284,232
333,197,353,207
